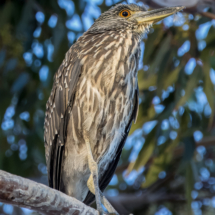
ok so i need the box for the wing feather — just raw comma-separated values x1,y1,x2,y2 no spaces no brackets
44,51,82,190
83,88,139,205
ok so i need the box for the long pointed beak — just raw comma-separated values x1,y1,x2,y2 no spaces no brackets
133,6,185,24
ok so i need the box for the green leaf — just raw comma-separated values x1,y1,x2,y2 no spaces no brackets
185,161,194,213
147,34,172,76
175,64,203,109
163,67,181,90
203,64,215,127
128,124,157,172
0,2,14,29
138,71,157,90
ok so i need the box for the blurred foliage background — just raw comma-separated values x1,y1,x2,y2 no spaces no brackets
0,0,215,214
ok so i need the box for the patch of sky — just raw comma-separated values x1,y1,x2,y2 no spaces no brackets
129,139,144,162
32,41,44,58
3,204,13,214
34,59,41,67
119,182,127,190
84,3,101,19
33,27,41,38
152,96,160,105
82,14,94,31
161,90,170,100
195,88,208,112
158,171,166,179
193,130,203,142
39,65,49,82
67,31,76,44
19,139,28,160
173,12,185,27
7,135,15,144
210,68,215,84
174,59,180,67
142,120,157,135
202,198,210,206
4,106,15,119
5,149,13,157
168,86,174,93
86,0,103,5
114,0,122,3
183,24,189,31
208,177,215,185
200,167,210,181
169,131,177,140
157,136,166,145
189,14,194,20
196,145,206,157
21,208,33,214
123,170,138,185
184,58,196,75
198,40,206,51
169,116,179,129
204,103,212,117
178,40,190,57
191,201,202,210
105,0,113,6
66,14,83,31
1,119,14,130
148,86,157,91
47,43,54,62
192,190,198,199
196,21,212,40
109,174,118,186
179,106,185,115
106,189,119,197
58,0,75,16
155,207,172,215
35,11,45,24
11,143,18,151
23,52,33,65
38,163,47,174
205,159,213,167
138,42,144,69
48,15,58,28
212,196,215,208
180,89,185,97
20,111,30,122
163,15,174,28
38,92,44,100
143,65,149,71
161,119,169,130
194,181,203,190
125,128,142,149
76,32,83,39
154,105,165,114
188,101,199,112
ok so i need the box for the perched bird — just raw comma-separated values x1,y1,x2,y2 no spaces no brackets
44,3,184,214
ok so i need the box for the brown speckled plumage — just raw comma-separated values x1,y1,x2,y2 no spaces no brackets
44,3,184,211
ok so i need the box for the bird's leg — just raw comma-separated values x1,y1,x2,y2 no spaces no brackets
83,132,106,215
87,175,119,215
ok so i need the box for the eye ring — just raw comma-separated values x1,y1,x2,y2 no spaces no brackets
119,9,131,18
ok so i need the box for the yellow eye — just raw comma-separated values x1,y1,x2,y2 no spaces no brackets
119,9,131,18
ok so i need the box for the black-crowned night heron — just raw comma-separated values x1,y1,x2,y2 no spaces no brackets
44,4,184,214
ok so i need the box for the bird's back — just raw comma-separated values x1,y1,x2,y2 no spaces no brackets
44,30,140,203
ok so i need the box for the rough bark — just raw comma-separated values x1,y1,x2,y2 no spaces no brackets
0,170,98,215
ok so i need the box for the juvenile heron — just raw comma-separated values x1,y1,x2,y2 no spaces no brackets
44,3,184,214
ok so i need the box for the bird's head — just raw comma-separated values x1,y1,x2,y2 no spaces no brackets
88,4,185,37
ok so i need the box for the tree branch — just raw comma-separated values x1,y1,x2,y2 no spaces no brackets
140,0,215,16
0,170,98,215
